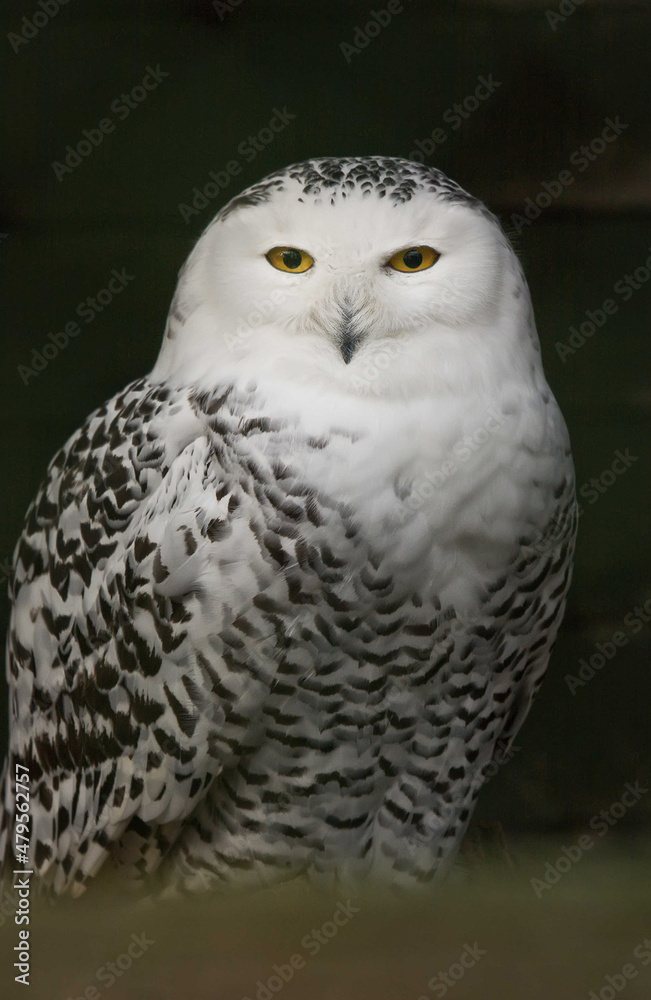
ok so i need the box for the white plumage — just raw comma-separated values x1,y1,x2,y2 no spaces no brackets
0,157,575,895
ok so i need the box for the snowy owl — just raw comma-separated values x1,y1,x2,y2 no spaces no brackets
0,157,576,896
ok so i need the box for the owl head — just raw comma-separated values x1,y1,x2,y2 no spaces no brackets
153,157,542,401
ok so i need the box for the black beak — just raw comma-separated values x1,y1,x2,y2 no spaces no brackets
337,298,366,364
339,327,358,364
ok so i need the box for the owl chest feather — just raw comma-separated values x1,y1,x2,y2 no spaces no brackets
184,385,573,881
228,380,553,615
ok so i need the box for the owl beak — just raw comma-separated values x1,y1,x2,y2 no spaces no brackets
338,327,359,364
337,301,364,363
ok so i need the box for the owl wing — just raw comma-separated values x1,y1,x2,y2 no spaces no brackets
0,378,285,895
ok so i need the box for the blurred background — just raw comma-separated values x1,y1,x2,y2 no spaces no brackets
0,0,649,996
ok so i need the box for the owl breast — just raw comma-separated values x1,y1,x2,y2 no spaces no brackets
168,378,571,891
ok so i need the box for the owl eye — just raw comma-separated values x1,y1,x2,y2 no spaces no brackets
266,247,314,273
388,246,440,272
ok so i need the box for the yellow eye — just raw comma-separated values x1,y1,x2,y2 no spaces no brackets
266,246,314,273
388,246,440,272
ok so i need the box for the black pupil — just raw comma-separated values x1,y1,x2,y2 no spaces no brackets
282,249,303,269
403,249,423,269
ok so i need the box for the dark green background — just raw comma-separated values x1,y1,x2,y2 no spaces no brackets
0,0,649,840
